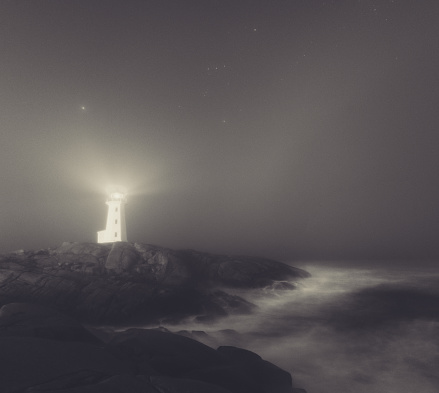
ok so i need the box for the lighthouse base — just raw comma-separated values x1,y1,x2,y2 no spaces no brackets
97,230,126,243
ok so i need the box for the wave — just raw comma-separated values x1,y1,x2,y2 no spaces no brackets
153,262,439,393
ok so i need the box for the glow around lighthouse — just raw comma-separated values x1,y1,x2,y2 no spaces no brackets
97,191,127,243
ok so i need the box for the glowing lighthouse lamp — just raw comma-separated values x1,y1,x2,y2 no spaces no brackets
97,192,127,243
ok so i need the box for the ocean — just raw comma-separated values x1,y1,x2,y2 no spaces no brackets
158,262,439,393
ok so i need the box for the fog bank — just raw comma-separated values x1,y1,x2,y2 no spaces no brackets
154,263,439,393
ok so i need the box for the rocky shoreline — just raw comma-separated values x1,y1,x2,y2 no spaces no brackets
0,302,307,392
0,242,309,325
0,242,309,392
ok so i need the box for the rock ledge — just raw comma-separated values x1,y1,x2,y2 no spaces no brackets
0,242,309,325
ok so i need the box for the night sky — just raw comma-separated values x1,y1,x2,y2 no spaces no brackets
1,0,439,261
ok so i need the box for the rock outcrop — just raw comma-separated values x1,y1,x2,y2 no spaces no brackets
0,302,100,343
0,303,307,393
0,242,309,325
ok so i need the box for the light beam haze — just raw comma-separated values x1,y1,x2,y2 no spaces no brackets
0,0,439,261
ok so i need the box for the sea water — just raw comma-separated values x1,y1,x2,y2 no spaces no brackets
161,262,439,393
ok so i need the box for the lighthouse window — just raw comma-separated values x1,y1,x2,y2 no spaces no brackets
115,207,118,212
115,219,118,224
115,232,117,237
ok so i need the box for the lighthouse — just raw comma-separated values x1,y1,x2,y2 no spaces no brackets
97,192,127,243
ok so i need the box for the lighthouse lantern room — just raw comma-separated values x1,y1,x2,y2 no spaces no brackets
97,192,127,243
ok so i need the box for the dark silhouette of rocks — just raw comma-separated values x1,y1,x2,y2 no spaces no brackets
0,336,130,392
0,303,307,393
0,303,99,344
149,376,233,393
0,242,309,325
106,328,226,376
186,346,294,393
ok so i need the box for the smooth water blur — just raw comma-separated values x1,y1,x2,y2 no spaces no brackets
160,263,439,393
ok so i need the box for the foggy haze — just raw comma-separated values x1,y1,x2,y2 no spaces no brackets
159,262,439,393
1,1,439,260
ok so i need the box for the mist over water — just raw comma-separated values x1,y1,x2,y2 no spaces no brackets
154,263,439,393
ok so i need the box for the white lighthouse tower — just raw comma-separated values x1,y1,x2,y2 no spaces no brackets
97,192,127,243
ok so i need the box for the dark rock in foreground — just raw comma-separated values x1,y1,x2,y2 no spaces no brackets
0,302,100,344
0,303,307,393
0,242,309,325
